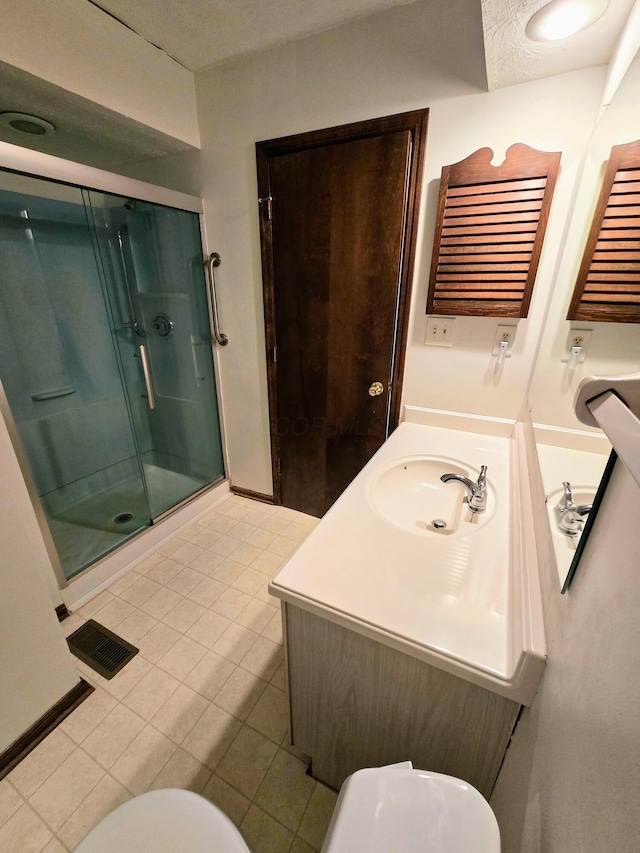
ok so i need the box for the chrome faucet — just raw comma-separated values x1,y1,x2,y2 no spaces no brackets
440,465,488,514
555,481,592,536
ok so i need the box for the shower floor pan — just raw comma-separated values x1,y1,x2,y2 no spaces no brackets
46,464,208,580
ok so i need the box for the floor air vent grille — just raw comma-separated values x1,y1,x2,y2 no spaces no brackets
66,619,138,680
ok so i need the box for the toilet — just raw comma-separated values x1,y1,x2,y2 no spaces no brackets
73,788,250,852
74,764,500,852
321,763,500,852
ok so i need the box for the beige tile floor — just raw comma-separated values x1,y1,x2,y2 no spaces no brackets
0,495,337,853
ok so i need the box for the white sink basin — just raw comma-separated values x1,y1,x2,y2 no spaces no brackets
366,455,481,535
322,764,500,853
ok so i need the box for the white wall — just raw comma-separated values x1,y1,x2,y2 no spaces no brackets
490,449,640,852
0,0,199,149
401,72,601,423
0,412,79,753
141,0,604,494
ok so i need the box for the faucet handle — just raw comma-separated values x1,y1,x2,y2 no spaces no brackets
559,481,575,510
476,465,487,489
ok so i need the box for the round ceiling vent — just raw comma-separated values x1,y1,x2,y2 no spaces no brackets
0,112,56,136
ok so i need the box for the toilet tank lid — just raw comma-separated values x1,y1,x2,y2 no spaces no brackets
322,766,500,853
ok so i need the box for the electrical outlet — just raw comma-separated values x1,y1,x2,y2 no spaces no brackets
561,328,592,363
492,325,516,357
425,317,455,347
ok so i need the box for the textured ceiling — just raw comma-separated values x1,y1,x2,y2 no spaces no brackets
482,0,636,90
95,0,635,84
92,0,421,72
0,0,635,172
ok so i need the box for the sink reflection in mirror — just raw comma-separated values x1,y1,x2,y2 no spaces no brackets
366,455,494,536
535,442,609,589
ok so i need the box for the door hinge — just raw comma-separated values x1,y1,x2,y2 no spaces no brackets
258,195,273,220
272,346,277,363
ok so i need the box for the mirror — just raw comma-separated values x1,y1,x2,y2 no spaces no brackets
528,51,640,590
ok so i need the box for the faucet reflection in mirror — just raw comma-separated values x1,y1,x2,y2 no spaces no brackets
553,481,593,535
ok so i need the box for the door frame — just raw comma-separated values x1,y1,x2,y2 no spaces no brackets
256,109,429,505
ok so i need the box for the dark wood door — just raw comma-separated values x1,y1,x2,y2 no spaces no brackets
257,111,428,516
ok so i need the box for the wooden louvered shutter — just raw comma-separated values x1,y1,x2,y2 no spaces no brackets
568,139,640,323
426,144,561,317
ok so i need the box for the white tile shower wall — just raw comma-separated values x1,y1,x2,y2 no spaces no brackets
0,496,337,853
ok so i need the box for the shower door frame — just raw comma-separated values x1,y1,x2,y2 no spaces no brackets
0,140,229,590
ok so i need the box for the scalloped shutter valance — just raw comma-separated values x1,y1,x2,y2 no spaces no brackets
427,144,561,318
568,139,640,323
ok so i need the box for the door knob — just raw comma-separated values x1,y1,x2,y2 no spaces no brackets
368,381,384,396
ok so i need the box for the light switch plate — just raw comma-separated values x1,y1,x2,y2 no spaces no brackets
425,317,455,347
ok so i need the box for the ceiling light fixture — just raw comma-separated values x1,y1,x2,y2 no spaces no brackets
526,0,609,42
0,112,56,136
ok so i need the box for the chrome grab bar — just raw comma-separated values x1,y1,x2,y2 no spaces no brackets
117,226,142,336
206,252,229,346
139,344,156,410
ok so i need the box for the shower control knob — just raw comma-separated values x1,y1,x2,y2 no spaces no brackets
152,312,173,337
369,381,384,396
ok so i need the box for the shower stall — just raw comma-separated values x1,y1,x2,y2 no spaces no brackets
0,167,225,583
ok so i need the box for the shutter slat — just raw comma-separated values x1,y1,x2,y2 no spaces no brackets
437,262,530,272
584,283,640,293
445,188,545,208
437,272,527,282
441,233,537,246
442,222,540,236
446,177,547,197
597,223,640,240
586,272,640,282
581,292,640,303
434,291,525,300
614,169,640,181
595,240,640,251
444,203,543,221
611,180,640,193
440,243,535,255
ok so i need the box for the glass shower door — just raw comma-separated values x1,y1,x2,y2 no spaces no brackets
86,191,225,519
0,174,153,579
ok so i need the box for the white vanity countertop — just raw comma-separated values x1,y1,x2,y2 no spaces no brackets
269,421,545,704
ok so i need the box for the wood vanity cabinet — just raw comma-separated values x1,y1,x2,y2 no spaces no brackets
282,603,520,798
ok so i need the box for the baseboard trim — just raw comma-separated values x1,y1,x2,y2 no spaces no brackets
56,603,70,622
231,486,276,505
0,679,94,781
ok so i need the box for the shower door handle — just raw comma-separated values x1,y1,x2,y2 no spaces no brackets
139,345,156,410
206,252,229,346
